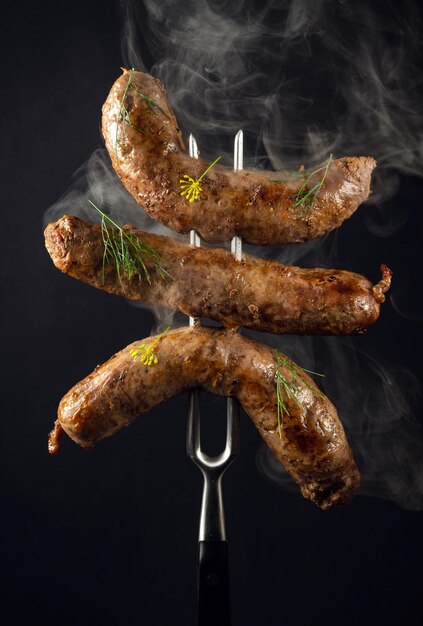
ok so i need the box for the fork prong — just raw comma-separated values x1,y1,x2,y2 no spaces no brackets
231,129,243,260
226,129,243,461
188,134,201,251
225,396,240,461
234,129,243,171
189,133,199,159
189,133,200,326
187,387,201,462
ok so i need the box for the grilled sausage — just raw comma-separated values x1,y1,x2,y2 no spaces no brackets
45,215,391,336
49,326,361,509
102,69,376,245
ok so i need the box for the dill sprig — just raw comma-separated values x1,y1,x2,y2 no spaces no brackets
180,156,221,202
115,68,169,159
274,349,325,438
129,80,169,118
291,154,332,218
89,200,172,289
271,154,333,219
130,327,171,366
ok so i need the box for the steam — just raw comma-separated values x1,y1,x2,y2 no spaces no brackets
43,149,177,235
255,333,423,510
121,0,423,208
44,0,423,508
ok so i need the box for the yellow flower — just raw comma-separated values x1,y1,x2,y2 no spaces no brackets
130,327,170,366
180,175,202,202
179,156,221,203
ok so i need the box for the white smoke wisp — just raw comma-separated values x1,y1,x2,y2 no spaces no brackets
120,0,423,207
43,148,178,236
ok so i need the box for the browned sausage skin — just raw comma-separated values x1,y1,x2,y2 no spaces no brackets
102,69,376,245
45,215,391,336
50,326,361,510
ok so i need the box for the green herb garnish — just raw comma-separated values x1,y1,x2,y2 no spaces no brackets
89,200,172,288
291,154,332,218
274,349,324,438
115,68,169,159
272,154,333,219
130,327,170,366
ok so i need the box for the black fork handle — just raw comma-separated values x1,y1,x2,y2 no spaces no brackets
197,540,231,626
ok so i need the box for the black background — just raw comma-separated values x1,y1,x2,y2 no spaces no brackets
2,1,423,625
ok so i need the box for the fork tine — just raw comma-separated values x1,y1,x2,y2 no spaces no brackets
188,133,201,251
225,396,240,461
225,129,243,464
187,387,201,462
231,129,243,260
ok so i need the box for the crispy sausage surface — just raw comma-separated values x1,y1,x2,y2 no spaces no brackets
50,327,361,509
102,70,376,245
45,215,391,336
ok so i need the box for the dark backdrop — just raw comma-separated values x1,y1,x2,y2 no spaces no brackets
2,1,423,625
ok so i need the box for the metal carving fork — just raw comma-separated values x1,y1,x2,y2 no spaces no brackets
186,131,244,626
